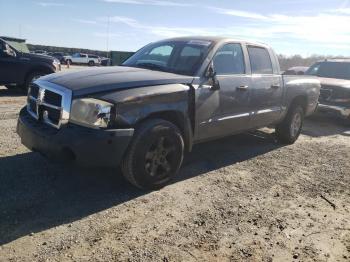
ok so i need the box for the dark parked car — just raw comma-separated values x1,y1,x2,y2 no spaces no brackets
32,50,47,55
283,66,309,75
49,52,69,64
100,57,111,66
0,38,61,91
306,59,350,124
17,37,320,189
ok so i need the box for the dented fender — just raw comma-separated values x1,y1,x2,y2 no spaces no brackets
94,83,195,151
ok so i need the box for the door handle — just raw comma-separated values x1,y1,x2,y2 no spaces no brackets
236,85,249,91
271,84,280,89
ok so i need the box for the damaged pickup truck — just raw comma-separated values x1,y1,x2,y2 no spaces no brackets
17,37,320,189
306,59,350,124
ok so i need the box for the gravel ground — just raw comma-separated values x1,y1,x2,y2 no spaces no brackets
0,83,349,262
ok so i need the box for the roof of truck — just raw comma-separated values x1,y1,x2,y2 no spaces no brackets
159,36,270,48
323,58,350,63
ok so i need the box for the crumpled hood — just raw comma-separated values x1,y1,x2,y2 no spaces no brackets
40,66,194,97
318,77,350,89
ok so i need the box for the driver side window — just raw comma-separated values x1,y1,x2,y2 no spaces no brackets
213,43,245,75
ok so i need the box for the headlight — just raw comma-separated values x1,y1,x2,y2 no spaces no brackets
70,98,113,128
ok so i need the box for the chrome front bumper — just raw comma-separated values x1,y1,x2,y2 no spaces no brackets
318,103,350,119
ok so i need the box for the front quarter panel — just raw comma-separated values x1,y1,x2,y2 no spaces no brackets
283,76,320,116
94,84,191,127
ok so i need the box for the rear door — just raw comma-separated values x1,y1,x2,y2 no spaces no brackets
247,46,283,127
195,43,252,141
72,53,85,63
80,54,88,63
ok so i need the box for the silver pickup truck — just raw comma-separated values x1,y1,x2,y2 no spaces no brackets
17,37,320,189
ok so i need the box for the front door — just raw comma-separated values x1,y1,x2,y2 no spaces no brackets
195,43,252,141
247,46,283,128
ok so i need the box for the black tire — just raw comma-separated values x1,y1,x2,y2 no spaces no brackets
276,105,304,144
21,72,44,92
121,119,184,190
5,84,16,89
88,60,95,66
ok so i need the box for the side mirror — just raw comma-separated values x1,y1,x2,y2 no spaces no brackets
205,62,220,90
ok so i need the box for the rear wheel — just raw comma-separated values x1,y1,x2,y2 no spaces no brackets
121,119,184,190
88,60,95,66
276,105,304,144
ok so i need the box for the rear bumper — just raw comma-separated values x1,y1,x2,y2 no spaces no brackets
317,103,350,119
17,108,134,167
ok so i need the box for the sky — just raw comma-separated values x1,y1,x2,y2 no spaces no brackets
1,0,350,56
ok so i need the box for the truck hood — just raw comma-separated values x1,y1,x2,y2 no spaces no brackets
21,52,55,63
318,77,350,89
40,66,194,96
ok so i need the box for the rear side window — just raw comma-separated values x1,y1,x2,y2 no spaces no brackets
213,43,245,75
248,46,273,74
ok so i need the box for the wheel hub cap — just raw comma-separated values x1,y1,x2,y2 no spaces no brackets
291,112,302,137
145,137,175,177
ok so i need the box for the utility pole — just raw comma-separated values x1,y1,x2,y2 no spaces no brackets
18,24,22,38
106,16,110,59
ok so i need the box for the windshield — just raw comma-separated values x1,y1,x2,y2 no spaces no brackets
122,40,213,76
3,40,29,53
306,62,350,80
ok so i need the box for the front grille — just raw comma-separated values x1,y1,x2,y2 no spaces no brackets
44,90,62,106
320,84,350,105
28,99,38,115
29,84,39,98
26,81,72,129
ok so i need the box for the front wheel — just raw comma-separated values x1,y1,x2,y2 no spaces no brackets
88,60,95,66
275,105,304,144
121,119,184,190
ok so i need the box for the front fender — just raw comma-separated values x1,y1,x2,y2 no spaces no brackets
95,83,193,151
96,84,190,125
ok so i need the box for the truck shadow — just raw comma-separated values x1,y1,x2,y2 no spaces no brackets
302,113,350,137
0,130,282,245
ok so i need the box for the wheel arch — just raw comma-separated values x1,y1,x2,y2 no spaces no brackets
136,110,194,152
288,95,308,113
23,66,54,84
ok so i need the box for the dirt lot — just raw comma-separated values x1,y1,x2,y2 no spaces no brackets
0,81,349,261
